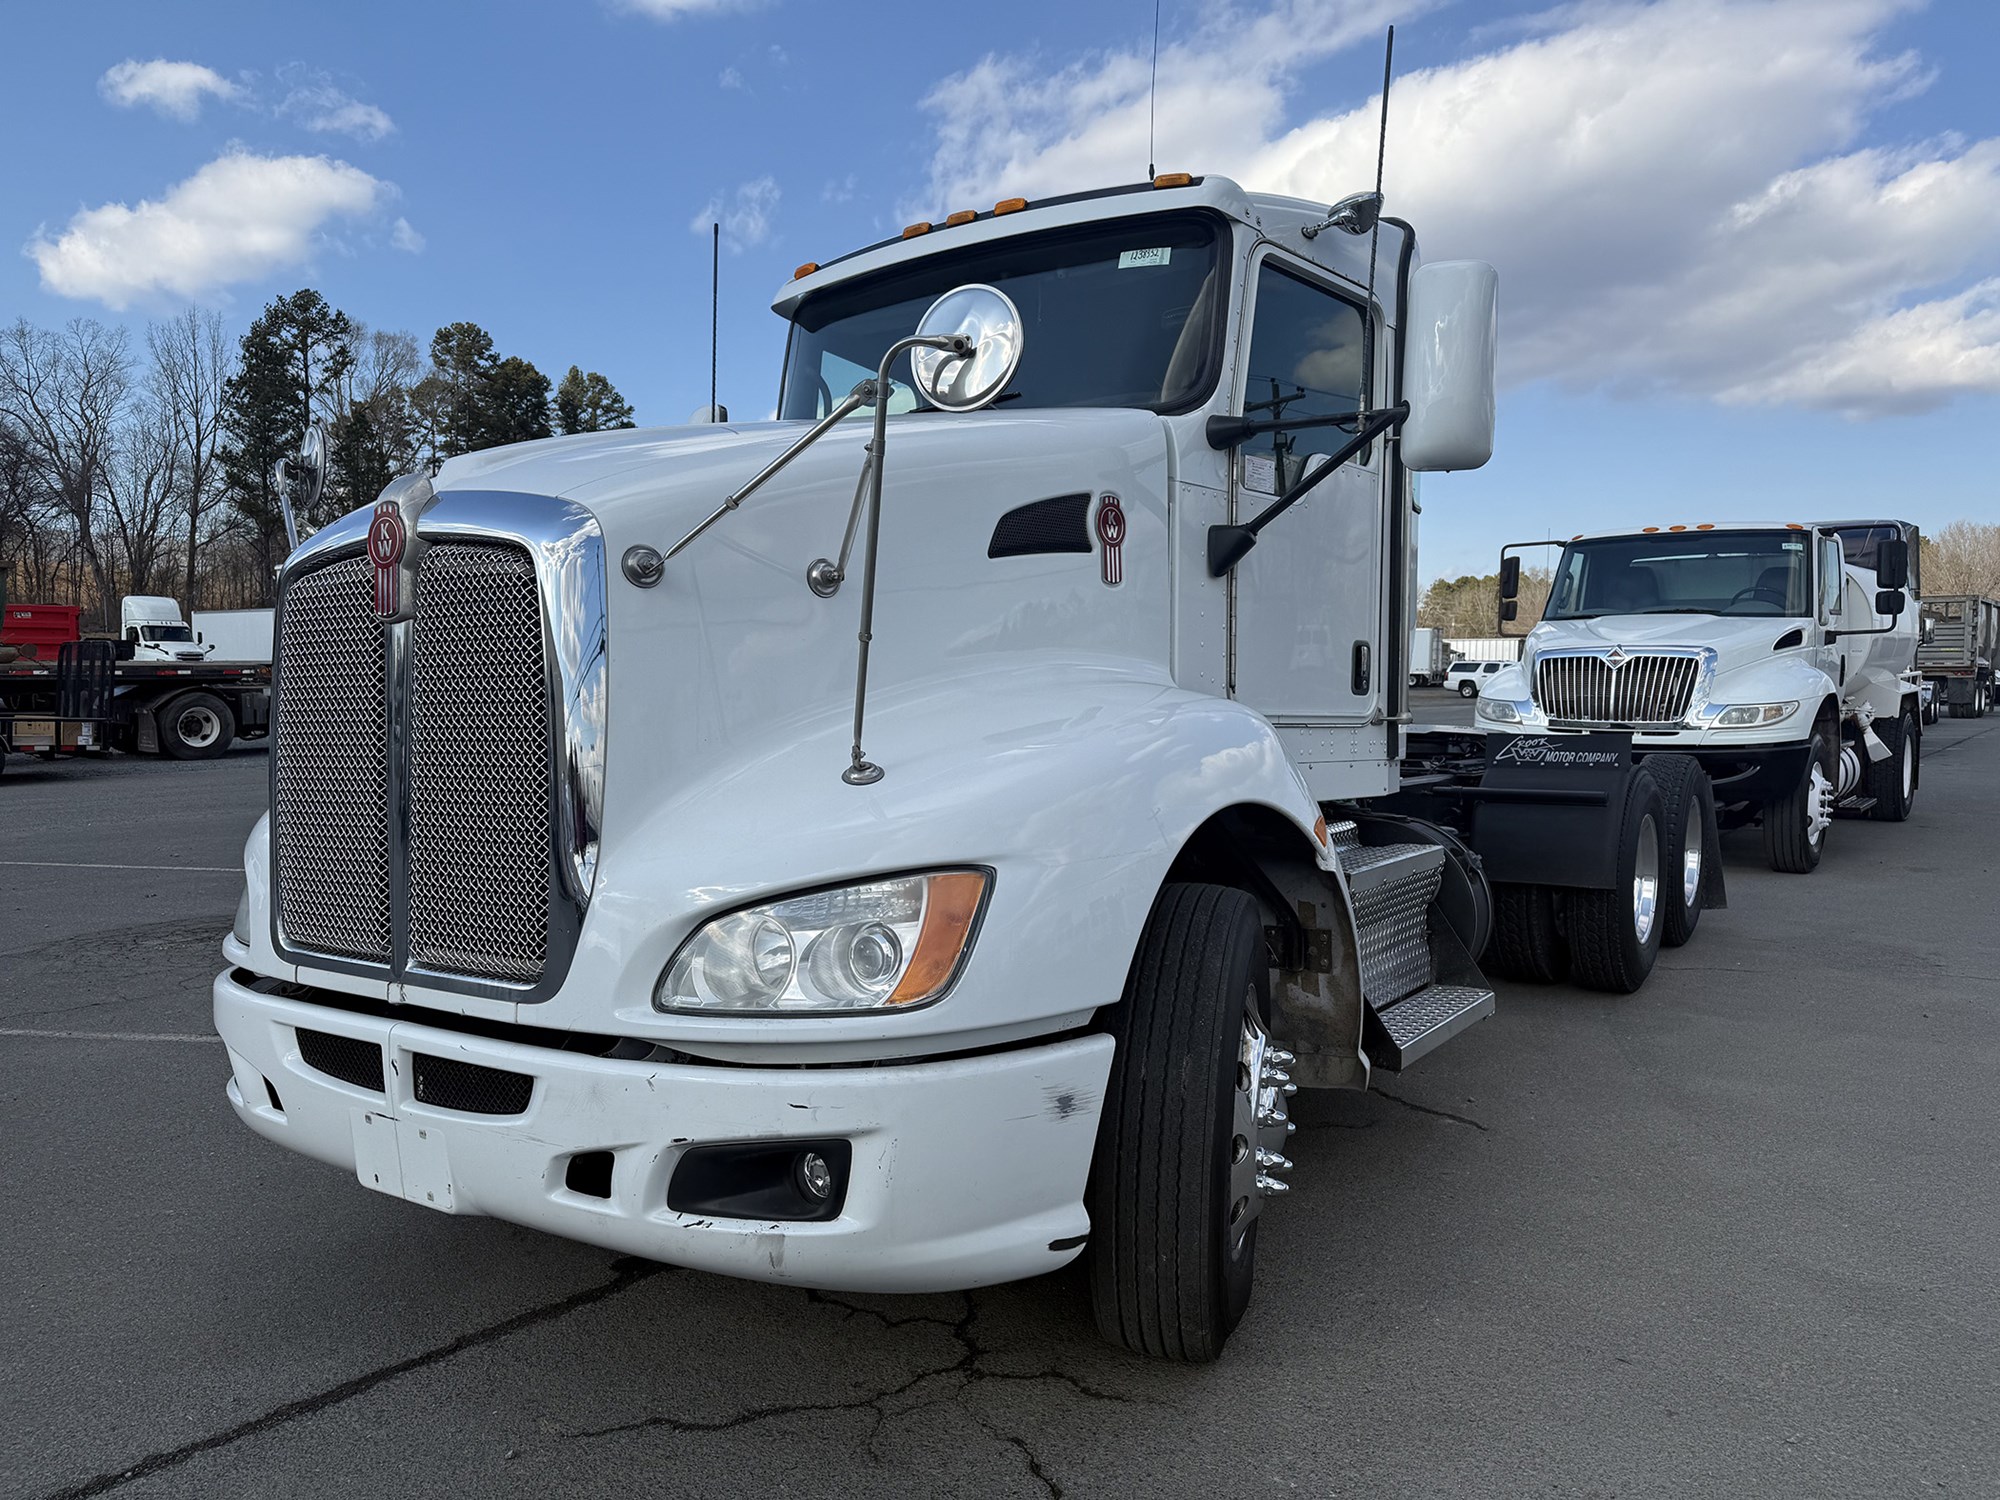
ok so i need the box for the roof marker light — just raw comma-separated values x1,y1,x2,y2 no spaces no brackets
1153,172,1193,188
993,198,1028,215
902,221,932,239
1669,524,1687,532
1786,522,1805,530
945,210,976,227
1643,526,1660,534
792,262,819,280
1697,523,1714,530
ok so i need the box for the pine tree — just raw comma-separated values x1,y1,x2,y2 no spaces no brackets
555,366,637,434
484,356,553,447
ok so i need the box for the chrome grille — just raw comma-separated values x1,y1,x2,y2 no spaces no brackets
407,544,552,981
274,556,391,962
1535,652,1699,726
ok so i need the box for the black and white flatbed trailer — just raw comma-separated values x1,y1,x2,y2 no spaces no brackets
0,640,270,770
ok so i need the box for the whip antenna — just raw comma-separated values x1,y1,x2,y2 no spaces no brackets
1362,25,1394,414
1146,0,1161,179
710,221,720,419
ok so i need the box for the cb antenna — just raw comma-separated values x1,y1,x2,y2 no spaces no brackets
1146,0,1161,180
710,221,720,420
1364,26,1394,327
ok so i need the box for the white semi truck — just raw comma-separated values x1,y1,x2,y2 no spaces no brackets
1482,520,1923,876
212,174,1726,1361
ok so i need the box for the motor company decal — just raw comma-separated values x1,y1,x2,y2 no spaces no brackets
1096,494,1126,586
1492,736,1623,769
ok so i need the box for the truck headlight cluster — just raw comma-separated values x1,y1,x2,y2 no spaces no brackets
1712,701,1798,728
1476,697,1525,723
654,870,990,1014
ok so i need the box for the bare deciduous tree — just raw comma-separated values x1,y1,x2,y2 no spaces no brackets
148,308,233,611
1921,520,2000,599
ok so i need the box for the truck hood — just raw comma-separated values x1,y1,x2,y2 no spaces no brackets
1527,613,1806,664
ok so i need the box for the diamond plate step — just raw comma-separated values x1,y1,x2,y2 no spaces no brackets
1367,983,1496,1072
1323,818,1361,849
1337,843,1446,1006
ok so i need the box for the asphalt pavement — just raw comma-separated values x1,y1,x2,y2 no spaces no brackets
4,697,1996,1499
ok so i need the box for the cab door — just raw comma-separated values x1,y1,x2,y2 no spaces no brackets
1226,249,1384,730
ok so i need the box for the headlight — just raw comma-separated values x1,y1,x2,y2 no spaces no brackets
1476,697,1522,723
1712,701,1798,728
655,870,990,1014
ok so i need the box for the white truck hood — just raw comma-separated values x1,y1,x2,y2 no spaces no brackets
1526,614,1804,661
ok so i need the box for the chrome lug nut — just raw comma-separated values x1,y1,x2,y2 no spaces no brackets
1256,1175,1290,1196
1256,1148,1292,1171
1266,1048,1296,1067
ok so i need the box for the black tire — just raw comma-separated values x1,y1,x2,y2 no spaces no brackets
1567,766,1667,994
1088,883,1273,1363
1483,883,1568,983
1644,754,1713,948
1458,681,1477,698
1863,708,1918,822
159,692,235,760
1764,724,1832,874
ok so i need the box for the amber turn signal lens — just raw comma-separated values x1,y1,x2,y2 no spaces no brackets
1153,172,1193,188
888,872,988,1005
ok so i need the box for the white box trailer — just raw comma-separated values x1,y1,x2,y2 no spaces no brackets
1446,636,1522,662
193,609,275,666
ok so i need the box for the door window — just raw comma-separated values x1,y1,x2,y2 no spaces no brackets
1238,261,1370,491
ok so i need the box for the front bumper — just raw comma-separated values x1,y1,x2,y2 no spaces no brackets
215,970,1113,1292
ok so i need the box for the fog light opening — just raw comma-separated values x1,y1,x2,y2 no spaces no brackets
565,1150,615,1200
796,1150,834,1202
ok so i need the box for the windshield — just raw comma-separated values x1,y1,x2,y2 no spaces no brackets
1546,531,1813,619
140,625,193,642
779,212,1223,420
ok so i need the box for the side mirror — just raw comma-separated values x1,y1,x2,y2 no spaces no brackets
910,284,1023,411
1875,537,1910,590
1498,554,1521,602
1401,260,1498,473
1875,590,1905,617
272,421,326,550
1500,600,1519,622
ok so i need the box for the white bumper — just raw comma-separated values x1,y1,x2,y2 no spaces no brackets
214,971,1113,1293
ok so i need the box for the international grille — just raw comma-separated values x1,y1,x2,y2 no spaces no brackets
274,542,553,983
1534,652,1700,726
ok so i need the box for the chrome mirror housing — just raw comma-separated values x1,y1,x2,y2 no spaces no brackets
910,284,1024,412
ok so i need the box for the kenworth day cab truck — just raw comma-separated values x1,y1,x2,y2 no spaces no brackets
1481,520,1922,876
213,174,1726,1362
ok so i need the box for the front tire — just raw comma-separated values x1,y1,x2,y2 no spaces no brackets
1764,726,1832,873
1863,708,1918,822
1459,681,1477,698
1087,883,1283,1363
1567,766,1668,994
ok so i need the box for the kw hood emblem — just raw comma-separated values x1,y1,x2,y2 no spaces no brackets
366,474,436,623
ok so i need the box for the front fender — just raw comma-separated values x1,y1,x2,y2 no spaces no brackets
532,663,1328,1060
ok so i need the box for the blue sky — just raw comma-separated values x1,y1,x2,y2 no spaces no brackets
6,0,1998,582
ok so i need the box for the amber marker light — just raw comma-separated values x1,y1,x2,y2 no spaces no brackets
945,210,977,227
1153,172,1193,188
1669,524,1688,532
1786,522,1805,530
1643,526,1660,533
994,197,1029,215
1697,523,1715,530
903,221,933,239
1313,814,1329,847
792,262,819,280
888,872,989,1005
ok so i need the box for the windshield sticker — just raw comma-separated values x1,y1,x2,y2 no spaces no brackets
1783,541,1803,550
1118,247,1171,269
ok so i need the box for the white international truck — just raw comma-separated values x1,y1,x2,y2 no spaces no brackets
1481,520,1923,876
213,173,1728,1361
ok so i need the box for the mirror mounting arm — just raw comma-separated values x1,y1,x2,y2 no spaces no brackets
1205,409,1370,450
1207,403,1408,577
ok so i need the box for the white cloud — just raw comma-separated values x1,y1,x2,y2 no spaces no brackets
692,176,780,251
919,0,2000,415
26,150,390,309
98,59,243,121
616,0,757,18
390,217,426,254
280,80,395,140
719,66,744,89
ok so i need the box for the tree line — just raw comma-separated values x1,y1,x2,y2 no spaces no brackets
1,291,635,627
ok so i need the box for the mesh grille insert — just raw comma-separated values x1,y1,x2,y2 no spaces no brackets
1535,653,1699,726
296,1028,386,1092
274,557,391,962
407,543,553,982
413,1053,535,1116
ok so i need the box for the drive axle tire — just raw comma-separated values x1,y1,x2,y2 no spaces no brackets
1483,883,1569,984
1764,725,1832,874
159,692,234,760
1644,754,1713,948
1567,766,1667,994
1088,883,1278,1363
1863,708,1918,822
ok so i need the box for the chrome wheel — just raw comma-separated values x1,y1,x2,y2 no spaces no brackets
1229,994,1294,1263
1631,812,1660,945
1805,761,1832,845
1901,732,1914,800
176,704,223,750
1679,798,1702,911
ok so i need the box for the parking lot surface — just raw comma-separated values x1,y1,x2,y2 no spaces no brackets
5,699,1997,1498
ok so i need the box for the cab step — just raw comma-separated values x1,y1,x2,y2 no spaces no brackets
1365,983,1497,1072
1335,842,1446,1007
1834,795,1878,817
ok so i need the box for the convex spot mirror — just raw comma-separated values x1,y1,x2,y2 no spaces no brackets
910,284,1023,412
1875,537,1911,590
1875,589,1905,617
1402,260,1498,473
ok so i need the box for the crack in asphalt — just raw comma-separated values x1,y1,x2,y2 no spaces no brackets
1372,1088,1490,1132
565,1290,1152,1490
38,1256,670,1500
